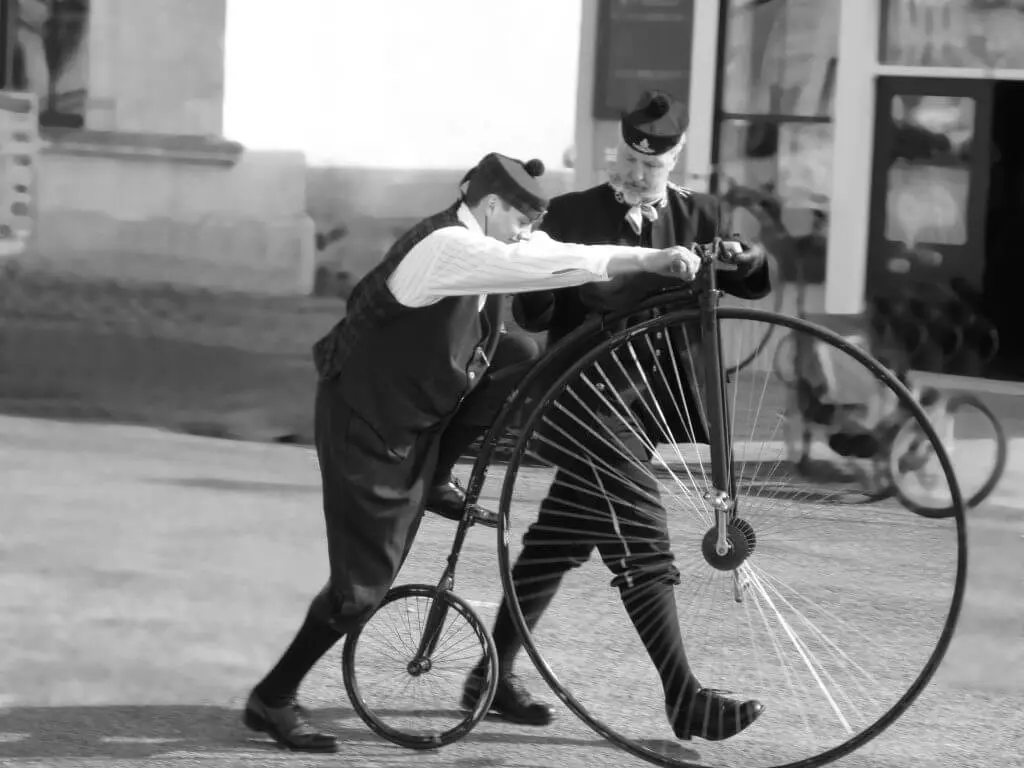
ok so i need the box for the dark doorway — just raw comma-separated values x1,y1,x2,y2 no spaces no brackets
983,81,1024,380
0,0,16,90
866,77,996,377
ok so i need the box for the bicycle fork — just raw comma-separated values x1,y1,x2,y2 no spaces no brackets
407,510,474,675
697,264,753,603
700,282,735,534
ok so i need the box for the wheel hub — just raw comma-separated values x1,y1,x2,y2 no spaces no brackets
407,657,432,676
701,518,757,571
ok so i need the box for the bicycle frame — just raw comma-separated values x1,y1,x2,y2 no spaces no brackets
693,243,740,555
409,499,479,664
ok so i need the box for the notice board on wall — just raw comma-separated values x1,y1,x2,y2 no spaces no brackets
592,0,696,120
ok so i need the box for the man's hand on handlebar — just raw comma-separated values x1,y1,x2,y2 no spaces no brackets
641,245,702,282
638,238,765,282
718,238,766,273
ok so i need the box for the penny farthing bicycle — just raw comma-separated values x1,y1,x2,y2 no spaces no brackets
336,241,967,768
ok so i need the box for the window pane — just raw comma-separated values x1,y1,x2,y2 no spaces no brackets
715,119,833,283
721,0,840,117
10,0,88,127
883,0,1024,70
884,96,973,252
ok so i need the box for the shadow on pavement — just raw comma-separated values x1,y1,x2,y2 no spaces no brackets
0,705,701,760
153,476,321,495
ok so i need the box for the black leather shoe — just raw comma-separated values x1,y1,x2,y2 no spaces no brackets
668,688,764,742
461,668,555,726
243,691,338,752
426,476,499,528
829,431,882,459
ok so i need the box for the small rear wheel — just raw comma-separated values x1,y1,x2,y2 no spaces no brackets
342,583,499,749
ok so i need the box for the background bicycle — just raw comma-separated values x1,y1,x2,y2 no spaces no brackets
718,179,1006,510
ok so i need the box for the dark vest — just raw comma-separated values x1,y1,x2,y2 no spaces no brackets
313,201,503,450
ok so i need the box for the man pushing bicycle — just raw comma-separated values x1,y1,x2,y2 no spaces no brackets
463,90,772,742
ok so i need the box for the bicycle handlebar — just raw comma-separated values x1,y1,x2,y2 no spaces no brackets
691,238,743,272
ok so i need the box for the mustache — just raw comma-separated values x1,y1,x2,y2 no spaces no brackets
609,175,664,207
609,172,657,194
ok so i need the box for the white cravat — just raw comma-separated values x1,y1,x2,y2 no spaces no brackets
612,187,667,235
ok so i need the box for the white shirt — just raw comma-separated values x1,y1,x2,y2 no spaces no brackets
387,203,631,309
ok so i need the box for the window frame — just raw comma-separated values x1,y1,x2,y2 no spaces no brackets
709,0,840,284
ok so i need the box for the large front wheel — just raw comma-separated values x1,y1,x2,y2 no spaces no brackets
492,306,967,768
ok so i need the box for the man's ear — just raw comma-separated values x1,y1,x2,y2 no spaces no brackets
669,136,687,169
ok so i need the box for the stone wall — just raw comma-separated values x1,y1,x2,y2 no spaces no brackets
85,0,226,135
31,142,315,295
15,0,318,295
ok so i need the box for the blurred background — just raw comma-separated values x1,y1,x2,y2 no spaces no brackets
1,0,1023,445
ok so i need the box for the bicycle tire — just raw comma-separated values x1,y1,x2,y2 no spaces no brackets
960,313,1000,365
342,583,499,750
915,315,964,370
881,311,930,364
484,304,967,768
890,392,1008,518
772,331,797,383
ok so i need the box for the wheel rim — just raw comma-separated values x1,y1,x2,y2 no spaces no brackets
336,584,498,749
494,306,967,768
890,393,1007,514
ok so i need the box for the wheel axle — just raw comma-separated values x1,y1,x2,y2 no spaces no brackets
701,518,757,571
407,656,432,676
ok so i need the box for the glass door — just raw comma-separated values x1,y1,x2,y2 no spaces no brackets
867,76,994,296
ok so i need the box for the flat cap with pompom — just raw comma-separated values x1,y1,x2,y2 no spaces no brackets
621,89,689,155
460,152,548,221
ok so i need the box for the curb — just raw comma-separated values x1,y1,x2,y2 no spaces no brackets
910,371,1024,397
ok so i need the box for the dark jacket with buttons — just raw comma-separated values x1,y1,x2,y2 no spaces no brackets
513,183,772,455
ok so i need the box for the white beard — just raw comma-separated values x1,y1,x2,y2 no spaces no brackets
607,173,666,207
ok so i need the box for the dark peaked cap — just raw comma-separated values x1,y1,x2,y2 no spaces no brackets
461,153,549,219
621,89,689,155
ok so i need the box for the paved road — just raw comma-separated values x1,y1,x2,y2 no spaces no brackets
0,415,1021,768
